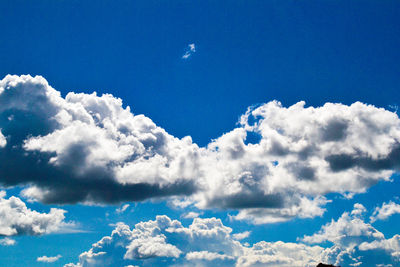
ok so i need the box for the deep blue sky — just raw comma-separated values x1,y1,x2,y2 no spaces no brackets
1,1,400,266
1,0,399,146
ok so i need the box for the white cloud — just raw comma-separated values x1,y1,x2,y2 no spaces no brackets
182,211,202,219
237,241,324,267
370,201,400,223
302,204,384,248
0,129,6,148
194,100,400,223
0,191,74,236
302,204,400,266
116,204,130,214
64,206,400,266
37,255,62,263
0,237,16,246
182,43,196,59
359,235,400,260
233,231,251,240
66,215,328,267
186,251,234,261
1,75,400,224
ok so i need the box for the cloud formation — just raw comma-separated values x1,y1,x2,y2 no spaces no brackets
302,204,400,266
0,191,72,236
1,75,400,224
66,207,400,267
65,215,325,267
370,201,400,223
0,75,198,205
0,237,15,246
37,255,62,263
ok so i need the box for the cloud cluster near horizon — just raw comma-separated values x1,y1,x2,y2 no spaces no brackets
1,75,400,224
65,204,400,267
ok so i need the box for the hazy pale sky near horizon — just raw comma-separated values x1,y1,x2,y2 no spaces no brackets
1,1,400,266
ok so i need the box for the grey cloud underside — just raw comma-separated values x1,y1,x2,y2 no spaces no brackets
0,111,195,204
326,144,400,173
0,146,195,204
1,75,400,223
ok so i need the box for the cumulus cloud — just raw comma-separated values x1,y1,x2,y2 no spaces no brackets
65,215,327,267
195,100,400,223
370,201,400,222
0,237,16,246
37,255,62,263
0,75,198,205
302,204,400,266
182,43,196,59
302,204,383,248
1,75,400,224
0,191,73,236
66,207,400,267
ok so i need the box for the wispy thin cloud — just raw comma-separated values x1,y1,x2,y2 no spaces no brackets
182,43,196,59
0,238,16,246
116,204,130,214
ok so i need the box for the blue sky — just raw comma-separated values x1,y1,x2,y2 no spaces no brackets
0,1,400,266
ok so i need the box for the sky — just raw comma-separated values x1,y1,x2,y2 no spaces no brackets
0,0,400,266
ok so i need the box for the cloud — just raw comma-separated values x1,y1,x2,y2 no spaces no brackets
66,205,400,267
0,237,16,246
181,211,202,219
65,215,327,267
182,43,196,59
302,204,400,266
1,75,400,224
195,100,400,223
233,231,251,240
359,235,400,260
185,251,234,261
37,255,62,263
0,191,74,236
302,204,383,248
370,201,400,222
0,129,6,147
116,204,130,214
0,75,198,205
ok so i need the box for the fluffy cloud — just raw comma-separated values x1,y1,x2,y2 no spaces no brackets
37,255,62,263
302,204,384,248
302,204,400,266
0,191,73,236
65,215,326,267
1,75,400,224
370,201,400,222
195,101,400,223
0,75,198,205
66,206,400,267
